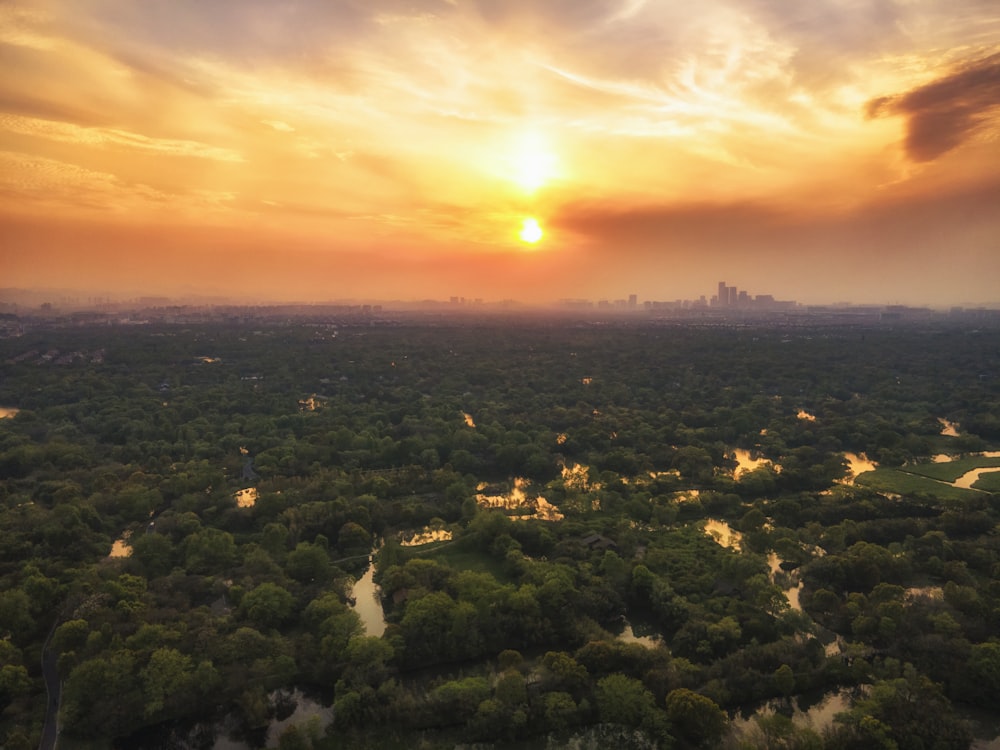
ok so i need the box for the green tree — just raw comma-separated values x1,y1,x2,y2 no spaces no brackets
431,676,491,721
341,635,394,688
495,669,527,707
595,674,656,727
241,582,295,629
286,541,332,584
141,647,193,718
0,590,34,640
129,532,175,578
62,650,143,737
184,527,237,574
774,664,796,698
543,691,578,731
665,688,728,747
962,642,1000,708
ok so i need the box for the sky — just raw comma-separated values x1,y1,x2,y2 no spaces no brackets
1,0,999,307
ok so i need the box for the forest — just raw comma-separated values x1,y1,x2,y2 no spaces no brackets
1,315,999,749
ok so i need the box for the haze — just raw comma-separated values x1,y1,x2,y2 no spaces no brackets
1,1,999,306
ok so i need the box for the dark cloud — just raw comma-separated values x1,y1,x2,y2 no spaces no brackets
866,53,1000,161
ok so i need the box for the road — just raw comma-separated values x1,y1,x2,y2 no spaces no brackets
38,622,60,750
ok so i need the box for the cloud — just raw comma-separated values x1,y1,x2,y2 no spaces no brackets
0,150,241,218
866,53,1000,161
0,114,243,161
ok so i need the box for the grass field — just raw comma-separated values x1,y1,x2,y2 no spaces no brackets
901,455,1000,482
856,469,983,500
423,542,512,581
972,471,1000,492
855,452,1000,499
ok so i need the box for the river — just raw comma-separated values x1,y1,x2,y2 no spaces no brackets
350,547,386,637
953,467,1000,490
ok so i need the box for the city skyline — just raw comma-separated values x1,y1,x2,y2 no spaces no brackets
1,1,999,307
5,278,996,314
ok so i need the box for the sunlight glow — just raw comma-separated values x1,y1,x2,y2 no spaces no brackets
519,217,543,244
510,133,558,193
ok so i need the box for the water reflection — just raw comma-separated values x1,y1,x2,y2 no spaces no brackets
906,586,943,601
561,463,601,491
264,689,332,747
400,528,452,546
953,467,1000,490
732,687,860,738
234,488,258,508
477,478,565,521
841,452,877,483
350,549,386,637
617,616,665,649
108,530,133,558
767,553,804,612
195,689,333,750
965,705,1000,750
732,449,780,478
704,519,742,550
824,634,846,657
672,488,700,503
939,417,960,437
297,395,322,411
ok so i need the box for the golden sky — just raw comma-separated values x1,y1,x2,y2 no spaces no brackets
2,0,999,305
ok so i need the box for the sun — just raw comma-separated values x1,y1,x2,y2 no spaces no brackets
519,217,543,244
